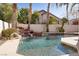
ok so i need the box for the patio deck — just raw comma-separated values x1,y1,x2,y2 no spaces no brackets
61,36,79,49
0,37,22,56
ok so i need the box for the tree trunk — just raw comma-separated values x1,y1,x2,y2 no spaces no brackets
2,21,5,30
61,22,64,28
8,23,10,28
28,3,32,30
12,3,17,29
66,4,69,24
46,3,50,32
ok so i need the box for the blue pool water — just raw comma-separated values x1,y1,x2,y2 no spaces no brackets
17,35,77,56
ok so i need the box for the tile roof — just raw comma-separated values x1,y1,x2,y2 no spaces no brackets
39,10,61,20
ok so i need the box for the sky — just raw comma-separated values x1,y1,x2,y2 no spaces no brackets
17,3,78,20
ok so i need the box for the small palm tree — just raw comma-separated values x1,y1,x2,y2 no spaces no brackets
28,3,32,30
61,17,68,28
57,17,68,32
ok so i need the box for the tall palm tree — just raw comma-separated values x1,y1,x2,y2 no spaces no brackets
57,3,69,20
65,3,69,20
28,3,32,30
46,3,50,32
70,3,79,20
12,3,17,29
70,3,77,12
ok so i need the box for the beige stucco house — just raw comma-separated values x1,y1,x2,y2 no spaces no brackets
36,10,61,24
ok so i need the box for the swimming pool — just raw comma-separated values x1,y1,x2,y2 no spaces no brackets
17,35,77,56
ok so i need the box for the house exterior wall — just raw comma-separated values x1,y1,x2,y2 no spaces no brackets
39,14,48,24
38,13,60,24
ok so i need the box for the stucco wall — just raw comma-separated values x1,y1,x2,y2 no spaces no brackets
0,20,78,34
18,24,79,33
0,20,12,33
64,25,79,32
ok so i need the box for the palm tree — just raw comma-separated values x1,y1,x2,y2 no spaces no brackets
70,3,77,12
46,3,50,32
12,3,17,29
61,17,68,28
70,3,79,20
28,3,32,30
56,3,69,20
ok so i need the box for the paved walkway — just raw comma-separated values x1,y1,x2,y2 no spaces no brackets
0,38,23,56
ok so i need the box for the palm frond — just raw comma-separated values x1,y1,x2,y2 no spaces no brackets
70,3,76,12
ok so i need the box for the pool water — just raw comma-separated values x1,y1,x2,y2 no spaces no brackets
17,35,77,56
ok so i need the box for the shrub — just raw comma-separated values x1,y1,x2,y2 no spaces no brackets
49,16,57,24
1,28,17,39
57,27,64,32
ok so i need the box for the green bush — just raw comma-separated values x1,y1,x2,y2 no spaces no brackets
1,28,17,39
49,16,57,24
57,27,64,32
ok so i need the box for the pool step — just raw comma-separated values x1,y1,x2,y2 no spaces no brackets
17,46,66,56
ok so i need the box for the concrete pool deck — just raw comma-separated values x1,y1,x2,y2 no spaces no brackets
61,36,79,49
0,38,23,56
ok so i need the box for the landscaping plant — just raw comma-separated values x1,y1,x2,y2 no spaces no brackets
1,28,17,39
